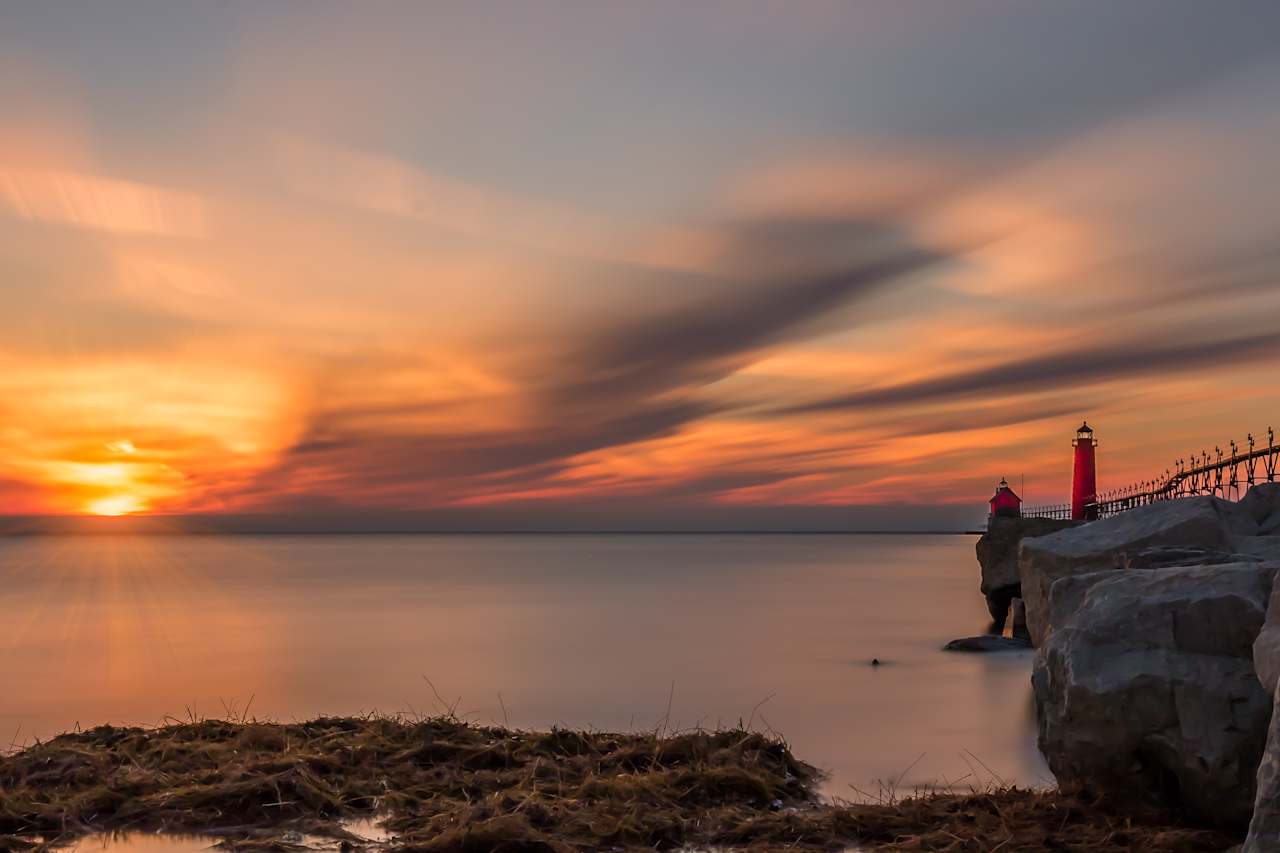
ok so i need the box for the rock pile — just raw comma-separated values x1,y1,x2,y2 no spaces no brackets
1019,495,1263,646
1003,485,1280,837
1032,562,1275,825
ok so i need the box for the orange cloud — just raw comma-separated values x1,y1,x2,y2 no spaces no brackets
271,138,727,275
0,49,1276,525
0,355,303,515
0,169,206,237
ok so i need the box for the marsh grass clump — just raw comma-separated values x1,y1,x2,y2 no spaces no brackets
0,716,1242,851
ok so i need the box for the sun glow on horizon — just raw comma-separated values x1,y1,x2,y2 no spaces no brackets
65,441,162,516
0,358,304,516
86,494,147,517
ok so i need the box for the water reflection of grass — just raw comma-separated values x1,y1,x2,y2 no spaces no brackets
0,715,1238,852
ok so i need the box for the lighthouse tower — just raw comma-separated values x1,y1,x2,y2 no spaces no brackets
1071,422,1098,521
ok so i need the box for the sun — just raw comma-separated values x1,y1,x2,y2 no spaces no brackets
86,494,147,517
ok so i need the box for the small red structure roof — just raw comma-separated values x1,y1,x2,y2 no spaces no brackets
989,477,1022,516
990,479,1020,501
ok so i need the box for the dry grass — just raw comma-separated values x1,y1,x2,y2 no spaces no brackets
0,716,1242,852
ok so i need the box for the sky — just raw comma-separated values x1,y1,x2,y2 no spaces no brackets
2,2,1279,530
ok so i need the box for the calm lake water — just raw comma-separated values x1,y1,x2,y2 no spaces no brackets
0,533,1049,801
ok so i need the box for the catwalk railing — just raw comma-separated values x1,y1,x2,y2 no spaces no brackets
1019,502,1072,521
1023,427,1278,521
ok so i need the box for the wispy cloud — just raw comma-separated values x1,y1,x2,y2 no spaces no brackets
272,138,726,273
0,169,205,237
0,4,1278,525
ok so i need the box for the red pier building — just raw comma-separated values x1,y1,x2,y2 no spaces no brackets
988,477,1022,519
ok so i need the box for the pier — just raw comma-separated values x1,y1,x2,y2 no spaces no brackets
1022,426,1279,521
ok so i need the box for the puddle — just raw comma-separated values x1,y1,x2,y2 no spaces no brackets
52,818,391,852
344,819,392,844
40,821,869,852
58,835,214,853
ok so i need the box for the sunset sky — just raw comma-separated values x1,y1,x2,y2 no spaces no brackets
3,2,1279,529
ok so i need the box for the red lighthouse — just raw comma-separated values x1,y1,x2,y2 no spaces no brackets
1071,422,1098,521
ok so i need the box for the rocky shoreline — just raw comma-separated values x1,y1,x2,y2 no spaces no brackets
975,485,1280,849
0,717,1240,851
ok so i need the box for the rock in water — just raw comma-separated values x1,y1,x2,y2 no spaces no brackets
1018,496,1259,645
1033,562,1278,828
942,635,1032,652
1011,597,1029,641
976,516,1079,631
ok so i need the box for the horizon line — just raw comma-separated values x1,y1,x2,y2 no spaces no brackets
0,527,981,536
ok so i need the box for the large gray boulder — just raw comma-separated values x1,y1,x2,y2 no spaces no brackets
1033,562,1277,828
1241,483,1280,534
1121,545,1255,570
1245,683,1280,852
1019,496,1259,644
1238,537,1280,563
1255,585,1280,698
1247,583,1280,850
976,516,1079,630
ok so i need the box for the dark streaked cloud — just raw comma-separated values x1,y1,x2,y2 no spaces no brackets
782,332,1280,415
881,400,1090,440
241,215,949,511
1139,242,1280,309
555,217,947,404
287,399,713,484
